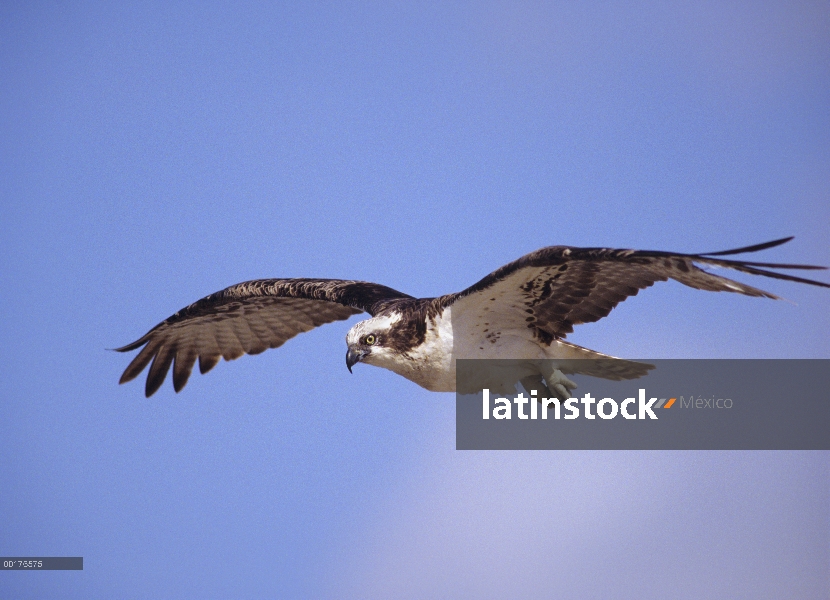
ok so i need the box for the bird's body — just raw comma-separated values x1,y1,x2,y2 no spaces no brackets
350,306,617,392
116,238,829,397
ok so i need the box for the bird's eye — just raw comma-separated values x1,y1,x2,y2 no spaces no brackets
364,334,376,345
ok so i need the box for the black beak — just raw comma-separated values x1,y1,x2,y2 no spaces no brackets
346,347,366,373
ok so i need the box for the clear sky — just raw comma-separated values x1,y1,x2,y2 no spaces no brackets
1,1,828,598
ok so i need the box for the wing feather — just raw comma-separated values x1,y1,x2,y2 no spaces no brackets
199,353,221,375
197,329,222,374
119,337,163,385
146,344,176,397
173,346,198,393
214,321,246,361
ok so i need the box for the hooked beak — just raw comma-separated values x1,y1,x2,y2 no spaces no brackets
346,347,368,373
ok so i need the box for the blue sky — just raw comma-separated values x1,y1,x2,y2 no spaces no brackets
1,1,828,598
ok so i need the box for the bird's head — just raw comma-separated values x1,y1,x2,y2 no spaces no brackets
345,313,402,373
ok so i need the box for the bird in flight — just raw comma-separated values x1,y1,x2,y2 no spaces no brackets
116,237,828,398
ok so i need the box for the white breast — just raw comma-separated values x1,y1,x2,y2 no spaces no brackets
388,307,456,391
384,306,552,392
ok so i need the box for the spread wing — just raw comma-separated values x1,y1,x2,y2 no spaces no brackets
440,237,829,342
116,279,412,397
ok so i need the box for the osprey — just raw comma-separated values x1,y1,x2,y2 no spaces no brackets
117,237,829,398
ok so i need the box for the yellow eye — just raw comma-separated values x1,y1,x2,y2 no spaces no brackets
364,334,376,345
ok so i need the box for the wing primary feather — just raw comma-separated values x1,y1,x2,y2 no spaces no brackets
703,260,826,270
695,258,830,289
119,338,162,384
697,237,793,256
199,353,221,375
145,345,175,397
113,332,153,354
172,347,198,393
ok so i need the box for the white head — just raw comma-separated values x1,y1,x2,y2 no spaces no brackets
345,313,404,372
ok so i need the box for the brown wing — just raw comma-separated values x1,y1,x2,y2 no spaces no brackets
116,278,412,397
442,237,829,341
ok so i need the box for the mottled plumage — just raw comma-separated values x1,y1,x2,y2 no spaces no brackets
116,237,829,397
